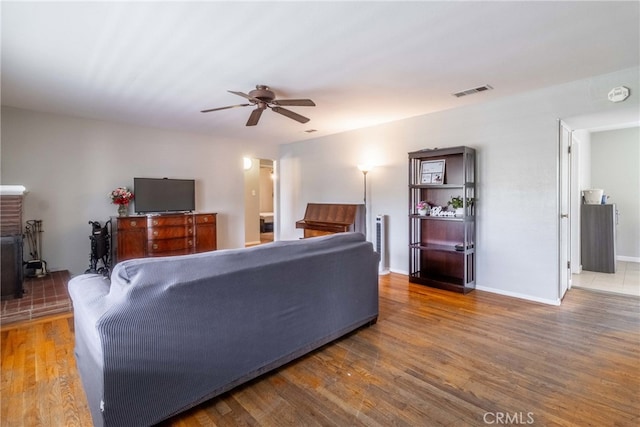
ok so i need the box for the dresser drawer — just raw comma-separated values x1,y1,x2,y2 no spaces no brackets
147,215,193,227
117,217,146,230
147,238,194,254
195,214,216,225
147,225,193,240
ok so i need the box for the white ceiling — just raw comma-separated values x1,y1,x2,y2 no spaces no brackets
2,1,639,145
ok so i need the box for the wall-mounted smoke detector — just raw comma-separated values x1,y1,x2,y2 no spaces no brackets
608,86,630,103
452,84,494,98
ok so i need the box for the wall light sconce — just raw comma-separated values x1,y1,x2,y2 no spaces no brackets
243,157,253,171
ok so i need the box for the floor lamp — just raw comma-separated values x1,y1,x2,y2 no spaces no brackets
357,164,373,239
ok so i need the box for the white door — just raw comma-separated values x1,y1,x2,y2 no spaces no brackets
559,121,572,299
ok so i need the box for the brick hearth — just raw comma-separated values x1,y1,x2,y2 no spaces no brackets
1,270,72,325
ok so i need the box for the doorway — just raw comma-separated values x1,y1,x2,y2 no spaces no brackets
561,114,640,297
244,158,275,246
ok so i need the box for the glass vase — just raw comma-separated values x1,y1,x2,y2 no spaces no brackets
117,203,128,217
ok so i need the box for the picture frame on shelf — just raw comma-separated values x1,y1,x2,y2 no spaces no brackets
420,159,445,184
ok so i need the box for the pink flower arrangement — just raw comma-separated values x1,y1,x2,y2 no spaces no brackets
416,201,428,210
110,187,134,205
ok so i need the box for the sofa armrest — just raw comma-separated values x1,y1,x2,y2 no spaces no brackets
68,274,112,359
68,274,113,426
68,274,112,323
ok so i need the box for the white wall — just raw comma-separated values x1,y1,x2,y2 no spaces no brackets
278,67,640,304
591,127,640,260
1,107,278,276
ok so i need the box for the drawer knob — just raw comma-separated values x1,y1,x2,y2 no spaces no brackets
153,220,159,225
188,228,193,234
188,218,193,224
203,217,208,222
153,231,158,236
130,220,137,227
153,244,158,250
188,240,193,246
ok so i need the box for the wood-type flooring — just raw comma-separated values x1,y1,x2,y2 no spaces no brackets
1,273,638,426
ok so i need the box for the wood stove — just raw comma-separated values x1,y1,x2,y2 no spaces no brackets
1,189,25,299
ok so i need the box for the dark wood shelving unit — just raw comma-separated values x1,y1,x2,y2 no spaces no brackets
408,146,476,293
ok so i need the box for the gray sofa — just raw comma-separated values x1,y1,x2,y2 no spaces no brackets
68,232,379,426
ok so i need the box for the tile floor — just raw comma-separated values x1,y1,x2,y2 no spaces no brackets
0,270,72,325
572,261,640,297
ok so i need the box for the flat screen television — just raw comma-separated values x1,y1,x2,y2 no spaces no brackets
134,177,195,214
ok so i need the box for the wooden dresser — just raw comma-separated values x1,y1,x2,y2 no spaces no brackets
111,212,217,263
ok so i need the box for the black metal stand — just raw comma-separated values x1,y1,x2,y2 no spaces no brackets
24,219,48,278
85,220,111,277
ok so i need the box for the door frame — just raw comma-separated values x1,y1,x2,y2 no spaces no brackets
558,120,573,299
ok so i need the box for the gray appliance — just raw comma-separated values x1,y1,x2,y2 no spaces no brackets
581,204,617,273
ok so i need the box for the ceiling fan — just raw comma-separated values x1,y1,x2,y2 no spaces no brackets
201,85,316,126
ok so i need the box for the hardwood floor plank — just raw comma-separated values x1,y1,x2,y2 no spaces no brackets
1,314,93,427
2,273,638,426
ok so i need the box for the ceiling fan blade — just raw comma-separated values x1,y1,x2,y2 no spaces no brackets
272,99,316,107
246,108,263,126
271,107,310,124
228,90,258,102
201,103,251,113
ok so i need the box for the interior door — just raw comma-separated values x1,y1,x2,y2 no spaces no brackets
559,121,572,299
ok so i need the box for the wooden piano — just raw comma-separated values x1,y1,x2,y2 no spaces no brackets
296,203,365,238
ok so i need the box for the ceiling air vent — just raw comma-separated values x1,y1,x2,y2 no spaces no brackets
452,84,493,98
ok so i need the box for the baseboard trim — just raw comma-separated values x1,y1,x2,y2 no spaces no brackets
617,256,640,263
475,285,561,306
388,270,561,305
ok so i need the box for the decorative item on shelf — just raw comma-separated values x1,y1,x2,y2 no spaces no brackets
430,206,455,217
448,196,474,216
110,187,134,217
420,159,445,184
416,200,429,216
